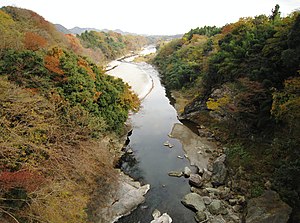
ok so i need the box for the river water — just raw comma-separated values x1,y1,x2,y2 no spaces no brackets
109,46,196,223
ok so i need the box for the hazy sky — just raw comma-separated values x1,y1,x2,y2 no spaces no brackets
1,0,300,35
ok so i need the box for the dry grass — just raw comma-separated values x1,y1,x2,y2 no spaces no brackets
0,77,121,223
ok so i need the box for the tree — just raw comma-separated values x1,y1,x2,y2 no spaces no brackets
270,4,281,22
24,32,47,51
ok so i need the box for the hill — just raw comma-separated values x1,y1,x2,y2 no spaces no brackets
69,26,102,34
54,23,72,34
153,5,300,222
0,6,143,223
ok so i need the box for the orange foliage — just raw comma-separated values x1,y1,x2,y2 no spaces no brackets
65,34,84,53
77,58,96,80
44,47,64,75
93,91,102,101
221,24,234,35
24,32,47,51
0,170,45,192
26,88,39,95
45,55,64,75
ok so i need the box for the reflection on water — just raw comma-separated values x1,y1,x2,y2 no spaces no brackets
110,47,195,223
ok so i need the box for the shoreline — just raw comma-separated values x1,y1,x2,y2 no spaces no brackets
107,48,155,100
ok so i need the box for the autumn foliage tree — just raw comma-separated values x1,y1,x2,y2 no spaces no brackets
24,32,47,51
154,6,300,219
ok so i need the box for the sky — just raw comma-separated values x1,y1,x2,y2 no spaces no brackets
1,0,300,35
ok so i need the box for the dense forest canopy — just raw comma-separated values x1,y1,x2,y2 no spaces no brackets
154,5,300,221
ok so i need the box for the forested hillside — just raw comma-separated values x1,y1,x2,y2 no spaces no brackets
154,5,300,222
0,6,144,223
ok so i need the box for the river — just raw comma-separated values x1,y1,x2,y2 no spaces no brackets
108,46,196,223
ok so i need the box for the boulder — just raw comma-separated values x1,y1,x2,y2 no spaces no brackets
182,193,206,212
195,211,207,222
202,196,212,205
205,187,221,195
211,154,227,186
151,209,172,223
245,190,292,223
208,200,228,215
202,168,212,181
98,173,150,222
210,215,226,223
184,167,192,177
168,171,183,177
189,174,203,187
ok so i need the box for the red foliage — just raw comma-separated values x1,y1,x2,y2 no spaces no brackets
0,170,45,192
24,32,47,51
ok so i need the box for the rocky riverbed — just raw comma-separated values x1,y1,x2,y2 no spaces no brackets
169,120,292,223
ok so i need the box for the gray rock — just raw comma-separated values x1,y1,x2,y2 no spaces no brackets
184,167,192,177
220,187,231,199
152,209,161,219
98,172,150,222
210,215,226,223
195,211,207,222
202,196,212,205
208,200,228,215
233,205,243,213
229,199,238,206
168,171,183,177
189,174,203,187
245,190,292,223
223,209,242,223
202,169,213,181
211,154,227,186
191,187,206,196
237,195,246,205
205,187,221,195
151,209,172,223
182,193,206,212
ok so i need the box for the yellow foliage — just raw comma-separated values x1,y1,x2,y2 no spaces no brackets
0,10,14,27
206,94,230,111
0,77,119,222
29,181,88,223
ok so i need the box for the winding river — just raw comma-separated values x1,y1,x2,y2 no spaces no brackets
108,46,196,223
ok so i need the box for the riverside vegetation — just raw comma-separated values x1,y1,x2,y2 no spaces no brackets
153,5,300,222
0,6,150,223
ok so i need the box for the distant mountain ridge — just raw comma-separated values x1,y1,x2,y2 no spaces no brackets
54,24,138,35
54,24,183,39
54,24,72,34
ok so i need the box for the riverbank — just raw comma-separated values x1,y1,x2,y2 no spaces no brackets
168,89,293,223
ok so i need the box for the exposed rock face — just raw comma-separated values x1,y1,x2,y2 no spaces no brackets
211,154,227,186
171,123,216,170
98,172,150,223
245,190,292,223
181,193,206,212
